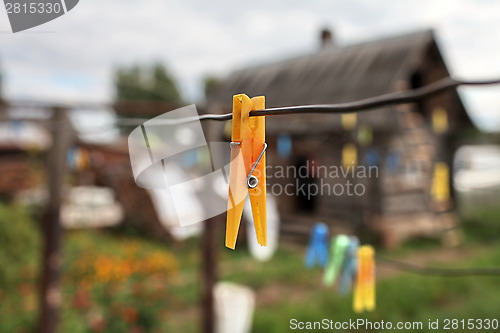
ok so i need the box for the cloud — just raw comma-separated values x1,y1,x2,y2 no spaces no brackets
0,0,499,130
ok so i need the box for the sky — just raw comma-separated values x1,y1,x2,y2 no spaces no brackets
0,0,500,130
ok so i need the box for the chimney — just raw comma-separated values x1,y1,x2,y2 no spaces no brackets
320,28,334,49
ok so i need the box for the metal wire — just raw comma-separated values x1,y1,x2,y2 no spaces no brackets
4,76,500,128
377,254,500,277
251,77,500,116
110,76,500,125
197,77,500,121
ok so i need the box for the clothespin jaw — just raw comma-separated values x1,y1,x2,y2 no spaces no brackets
353,245,376,313
248,96,267,246
226,94,267,249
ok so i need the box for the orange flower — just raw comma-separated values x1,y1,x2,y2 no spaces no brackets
122,306,139,323
70,247,179,286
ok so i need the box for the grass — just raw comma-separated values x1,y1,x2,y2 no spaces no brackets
460,205,500,243
166,200,500,333
1,200,500,332
249,245,500,333
164,233,500,333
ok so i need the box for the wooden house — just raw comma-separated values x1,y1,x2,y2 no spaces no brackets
207,29,473,247
0,103,51,199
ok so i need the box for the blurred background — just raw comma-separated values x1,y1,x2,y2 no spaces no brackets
1,0,500,332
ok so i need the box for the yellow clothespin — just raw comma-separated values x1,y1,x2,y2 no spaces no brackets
432,107,448,134
342,143,358,169
226,94,267,250
341,113,357,130
353,245,375,313
431,162,450,202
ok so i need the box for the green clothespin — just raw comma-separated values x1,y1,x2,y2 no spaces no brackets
323,234,350,286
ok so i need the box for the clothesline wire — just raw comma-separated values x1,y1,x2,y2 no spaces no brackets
3,76,500,130
94,76,500,129
376,254,500,277
166,76,500,123
110,77,500,126
73,76,495,128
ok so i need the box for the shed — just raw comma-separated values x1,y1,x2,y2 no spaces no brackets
208,29,473,247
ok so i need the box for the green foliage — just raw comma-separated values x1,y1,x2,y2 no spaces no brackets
114,63,182,103
58,232,178,332
203,75,220,99
460,203,500,243
0,203,40,287
0,205,179,332
2,202,500,332
0,203,40,332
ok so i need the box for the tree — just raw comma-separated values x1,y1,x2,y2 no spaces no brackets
203,76,220,100
114,63,182,104
115,65,142,101
151,64,182,103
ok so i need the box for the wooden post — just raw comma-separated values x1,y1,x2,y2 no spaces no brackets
38,107,72,333
201,216,218,333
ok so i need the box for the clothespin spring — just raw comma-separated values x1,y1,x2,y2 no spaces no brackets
229,141,267,189
247,143,267,189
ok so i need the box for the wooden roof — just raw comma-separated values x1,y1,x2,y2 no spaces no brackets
209,30,470,133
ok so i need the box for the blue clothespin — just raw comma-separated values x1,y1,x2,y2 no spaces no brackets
67,147,77,170
364,148,379,166
277,134,292,159
339,236,359,295
386,150,400,171
305,223,329,269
